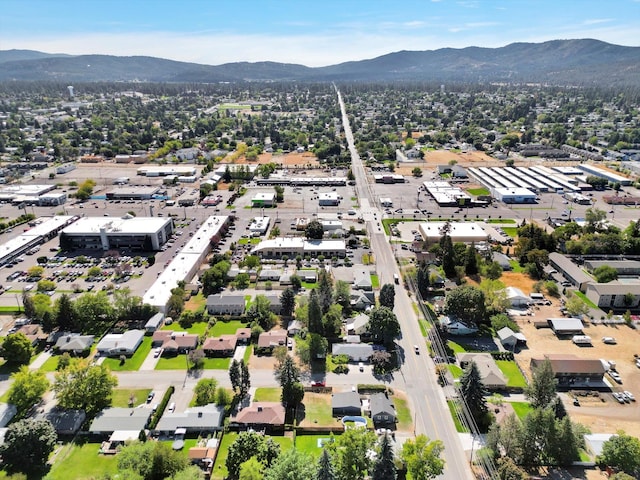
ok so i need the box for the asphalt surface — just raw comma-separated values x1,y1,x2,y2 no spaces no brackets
337,87,473,480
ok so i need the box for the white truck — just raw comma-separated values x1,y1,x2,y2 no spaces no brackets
572,335,592,346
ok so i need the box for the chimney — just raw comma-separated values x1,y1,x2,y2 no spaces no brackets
198,412,203,418
257,406,263,412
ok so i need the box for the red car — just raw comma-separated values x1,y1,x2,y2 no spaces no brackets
310,381,326,388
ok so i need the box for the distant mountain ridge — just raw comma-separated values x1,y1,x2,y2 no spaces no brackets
1,39,639,86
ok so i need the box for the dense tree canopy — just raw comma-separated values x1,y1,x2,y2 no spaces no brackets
53,359,118,416
444,285,487,325
0,419,57,474
8,366,49,418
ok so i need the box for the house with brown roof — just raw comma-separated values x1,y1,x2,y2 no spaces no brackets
256,330,287,355
530,354,606,388
152,331,199,354
236,327,251,344
230,402,285,433
202,335,238,357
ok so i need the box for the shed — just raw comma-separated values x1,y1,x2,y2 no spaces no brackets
496,327,527,350
548,318,584,335
144,313,165,333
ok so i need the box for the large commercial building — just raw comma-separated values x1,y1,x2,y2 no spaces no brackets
417,222,489,245
251,192,276,207
143,216,230,313
137,166,197,177
491,187,537,204
319,192,340,206
60,216,174,251
585,282,640,310
251,238,346,259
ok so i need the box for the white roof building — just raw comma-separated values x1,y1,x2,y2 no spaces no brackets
418,222,489,244
251,238,346,258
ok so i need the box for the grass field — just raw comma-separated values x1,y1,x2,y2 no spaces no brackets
210,320,247,336
496,360,527,388
45,441,118,480
112,388,152,407
39,355,60,372
294,434,334,457
102,336,152,371
447,341,467,354
370,274,380,288
501,227,519,237
486,218,517,224
161,321,208,336
155,354,189,370
393,397,413,431
510,401,533,421
447,364,463,378
184,293,206,311
467,187,490,196
447,400,468,432
509,260,524,273
199,357,231,370
254,387,281,402
298,393,335,426
574,291,598,308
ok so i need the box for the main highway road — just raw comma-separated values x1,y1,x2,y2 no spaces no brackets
336,86,473,479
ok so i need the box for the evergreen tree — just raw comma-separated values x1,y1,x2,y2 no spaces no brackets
379,283,396,309
441,234,456,278
524,358,558,409
308,289,323,334
464,243,478,276
240,359,251,398
317,269,334,313
229,359,241,396
372,433,397,480
316,448,337,480
280,288,296,317
416,262,430,298
459,361,489,430
55,293,76,331
276,356,304,408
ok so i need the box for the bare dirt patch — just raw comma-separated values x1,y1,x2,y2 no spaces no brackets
421,149,499,166
255,152,320,167
513,312,640,437
501,272,537,295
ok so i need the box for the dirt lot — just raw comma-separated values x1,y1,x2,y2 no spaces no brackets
420,149,499,166
513,308,640,438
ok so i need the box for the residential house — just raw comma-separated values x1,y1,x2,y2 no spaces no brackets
264,294,282,315
353,269,373,291
54,334,94,355
206,294,246,316
585,282,640,310
155,404,225,434
159,331,199,354
236,327,252,344
331,343,375,362
440,316,479,335
457,353,508,390
287,320,303,336
202,335,238,357
548,252,593,292
258,268,283,282
256,330,287,354
350,290,374,311
346,314,370,336
530,354,606,387
144,313,165,333
369,393,396,427
428,268,445,289
492,252,512,270
35,408,86,435
89,407,152,435
230,402,286,433
96,329,145,357
297,269,317,283
332,391,362,417
18,324,45,346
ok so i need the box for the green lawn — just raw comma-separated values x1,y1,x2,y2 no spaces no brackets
501,227,519,238
294,434,333,457
161,322,208,336
467,187,490,196
254,387,281,402
102,336,153,371
574,291,598,308
155,354,190,370
447,341,467,354
510,401,533,420
393,397,412,431
243,344,253,364
210,320,247,336
447,400,468,432
199,357,231,370
45,441,118,480
39,355,60,372
300,395,334,426
370,274,380,288
486,218,516,224
111,388,152,408
509,260,524,273
496,360,527,388
447,364,463,378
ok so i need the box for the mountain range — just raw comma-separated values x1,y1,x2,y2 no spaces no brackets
1,39,639,86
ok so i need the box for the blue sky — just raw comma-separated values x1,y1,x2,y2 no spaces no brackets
1,0,639,66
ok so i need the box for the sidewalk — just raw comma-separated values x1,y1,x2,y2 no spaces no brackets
29,350,52,370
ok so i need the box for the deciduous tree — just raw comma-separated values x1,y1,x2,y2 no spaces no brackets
597,431,640,477
0,419,57,474
8,366,49,418
444,285,486,326
1,332,34,365
53,359,118,416
369,306,401,346
524,358,558,409
264,448,315,480
400,434,445,480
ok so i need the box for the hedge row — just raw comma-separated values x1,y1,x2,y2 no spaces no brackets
148,386,175,429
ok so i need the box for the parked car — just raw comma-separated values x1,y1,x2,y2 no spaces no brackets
602,336,617,344
310,381,326,388
573,397,580,407
623,391,636,402
146,392,155,403
414,345,420,354
612,392,626,404
609,371,623,384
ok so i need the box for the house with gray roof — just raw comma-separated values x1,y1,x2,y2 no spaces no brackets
54,334,94,355
206,294,246,316
346,314,370,335
353,269,373,291
492,252,512,270
548,252,593,292
263,293,282,314
155,404,225,434
350,290,374,311
496,327,527,350
331,343,374,362
96,329,144,357
332,391,362,417
457,353,508,390
258,268,283,281
35,408,86,435
370,393,396,426
144,313,165,333
585,282,640,310
89,407,152,435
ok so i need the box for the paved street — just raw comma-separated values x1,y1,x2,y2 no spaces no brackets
337,87,473,480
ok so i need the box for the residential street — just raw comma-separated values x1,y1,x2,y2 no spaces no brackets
337,87,473,480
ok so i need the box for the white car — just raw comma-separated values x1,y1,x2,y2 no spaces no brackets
612,392,626,404
623,391,636,402
609,371,623,384
602,336,617,345
153,347,163,358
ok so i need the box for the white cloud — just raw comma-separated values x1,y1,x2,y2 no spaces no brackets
582,18,613,26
